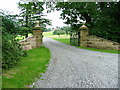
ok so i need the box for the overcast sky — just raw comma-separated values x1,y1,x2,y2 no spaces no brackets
0,0,67,28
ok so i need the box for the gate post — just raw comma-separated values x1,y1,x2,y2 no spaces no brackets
32,21,43,48
79,25,89,47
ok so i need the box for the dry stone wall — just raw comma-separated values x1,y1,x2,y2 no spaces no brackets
86,35,119,50
19,35,35,50
19,29,43,50
79,25,119,50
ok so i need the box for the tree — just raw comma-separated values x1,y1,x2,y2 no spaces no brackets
18,2,51,38
90,2,120,42
54,2,97,31
1,11,20,35
1,10,26,69
49,2,120,42
60,26,72,35
43,28,52,32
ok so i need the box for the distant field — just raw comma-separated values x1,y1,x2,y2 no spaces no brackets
43,31,70,39
43,31,54,37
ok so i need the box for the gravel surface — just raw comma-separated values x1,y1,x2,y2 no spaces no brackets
33,38,118,88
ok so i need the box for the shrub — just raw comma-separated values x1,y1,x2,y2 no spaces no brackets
1,10,27,69
2,31,26,69
53,30,65,35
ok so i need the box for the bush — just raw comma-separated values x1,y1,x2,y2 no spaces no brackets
2,31,26,69
60,26,72,35
1,10,27,69
53,30,65,35
43,28,51,32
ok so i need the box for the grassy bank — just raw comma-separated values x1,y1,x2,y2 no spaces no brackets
2,46,50,88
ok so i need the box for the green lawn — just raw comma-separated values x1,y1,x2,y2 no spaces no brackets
43,31,54,37
53,38,70,45
43,31,70,39
2,46,50,88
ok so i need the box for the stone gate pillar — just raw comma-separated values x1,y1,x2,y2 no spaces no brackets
32,22,43,48
79,25,89,47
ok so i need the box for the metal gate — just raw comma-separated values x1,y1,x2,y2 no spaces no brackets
70,31,80,46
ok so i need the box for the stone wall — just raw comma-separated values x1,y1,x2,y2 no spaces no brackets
19,35,36,50
79,25,119,50
86,35,119,50
19,29,43,50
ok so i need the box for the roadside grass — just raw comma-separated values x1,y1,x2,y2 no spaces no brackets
2,46,50,88
43,32,119,54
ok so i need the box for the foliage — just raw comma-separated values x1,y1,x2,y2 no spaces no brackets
53,2,120,42
54,2,97,30
53,29,65,35
18,26,32,36
1,11,26,69
43,28,52,32
18,2,51,38
1,11,20,35
2,31,25,69
90,2,120,42
2,47,50,88
60,26,72,35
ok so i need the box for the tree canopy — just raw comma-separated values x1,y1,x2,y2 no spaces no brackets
18,2,51,37
50,2,120,42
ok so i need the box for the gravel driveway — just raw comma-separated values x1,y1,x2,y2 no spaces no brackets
33,38,118,88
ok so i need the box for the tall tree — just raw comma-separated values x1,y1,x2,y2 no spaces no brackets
49,2,120,42
18,2,51,38
53,2,97,31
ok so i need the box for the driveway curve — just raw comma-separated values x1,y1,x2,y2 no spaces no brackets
34,38,118,88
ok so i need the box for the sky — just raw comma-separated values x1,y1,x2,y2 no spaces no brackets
0,0,67,28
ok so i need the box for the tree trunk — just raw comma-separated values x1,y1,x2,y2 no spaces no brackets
25,34,28,38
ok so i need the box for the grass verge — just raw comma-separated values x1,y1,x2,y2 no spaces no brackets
52,38,70,45
2,46,50,88
52,38,119,54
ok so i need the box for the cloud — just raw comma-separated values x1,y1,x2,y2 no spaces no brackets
0,0,67,28
43,10,67,28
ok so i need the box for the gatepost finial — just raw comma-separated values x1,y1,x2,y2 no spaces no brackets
35,21,40,27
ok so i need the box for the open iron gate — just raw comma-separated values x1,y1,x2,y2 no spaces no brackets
70,31,80,46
